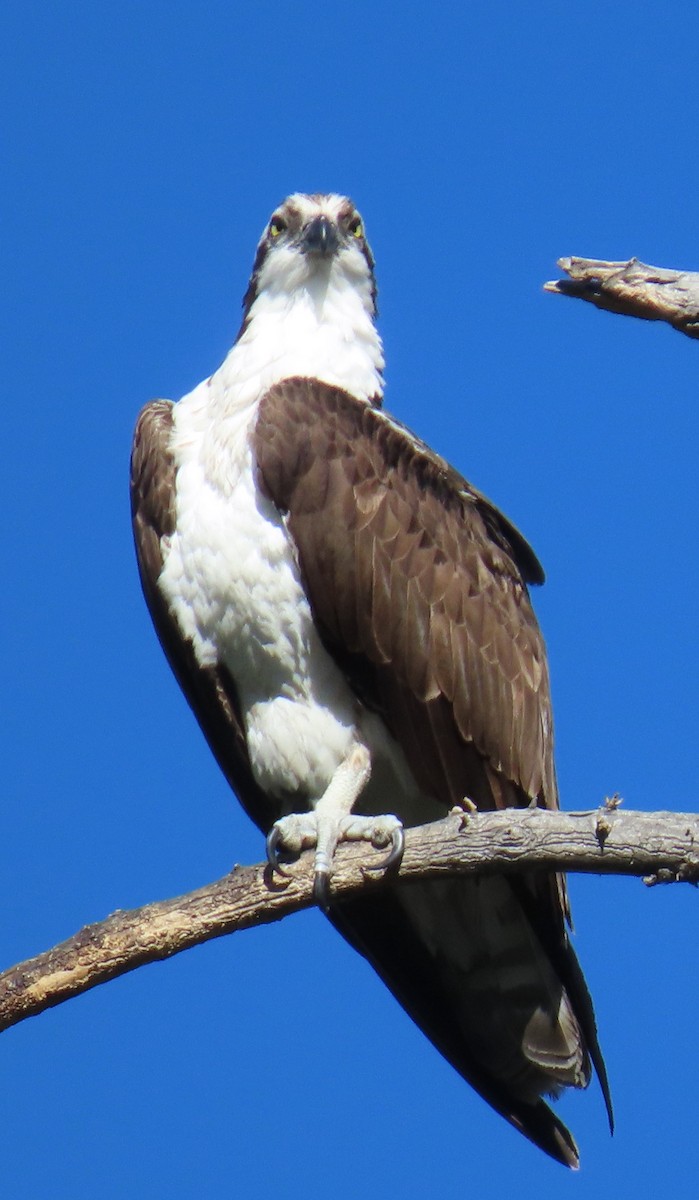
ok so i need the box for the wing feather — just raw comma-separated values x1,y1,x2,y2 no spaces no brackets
257,378,555,807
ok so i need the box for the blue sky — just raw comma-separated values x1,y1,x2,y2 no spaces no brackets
2,3,698,1195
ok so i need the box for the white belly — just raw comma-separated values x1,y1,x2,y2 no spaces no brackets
158,398,359,802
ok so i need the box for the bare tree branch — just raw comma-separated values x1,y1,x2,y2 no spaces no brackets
1,805,697,1037
545,256,699,338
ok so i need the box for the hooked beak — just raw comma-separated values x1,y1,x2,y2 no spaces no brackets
300,215,340,259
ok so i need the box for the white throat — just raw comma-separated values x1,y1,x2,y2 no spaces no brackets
213,258,384,414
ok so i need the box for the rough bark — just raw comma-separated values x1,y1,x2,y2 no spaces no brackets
1,803,697,1036
545,256,699,338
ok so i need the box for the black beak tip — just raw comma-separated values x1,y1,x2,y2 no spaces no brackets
301,215,340,258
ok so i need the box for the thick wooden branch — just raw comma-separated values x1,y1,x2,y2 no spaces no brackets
545,257,699,338
1,805,697,1036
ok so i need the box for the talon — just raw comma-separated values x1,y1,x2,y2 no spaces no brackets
386,825,405,869
365,825,405,874
266,825,291,876
313,870,331,912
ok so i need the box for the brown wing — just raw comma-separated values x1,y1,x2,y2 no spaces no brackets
130,400,272,830
255,377,554,814
255,377,611,1165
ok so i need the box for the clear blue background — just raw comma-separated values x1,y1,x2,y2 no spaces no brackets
2,3,696,1195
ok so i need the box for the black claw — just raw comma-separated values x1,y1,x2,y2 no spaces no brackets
313,870,331,913
266,825,281,867
365,825,405,874
266,826,291,876
385,825,405,870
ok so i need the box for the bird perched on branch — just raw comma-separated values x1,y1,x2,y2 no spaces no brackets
131,193,611,1166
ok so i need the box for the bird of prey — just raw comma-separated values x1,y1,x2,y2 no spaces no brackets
130,193,612,1167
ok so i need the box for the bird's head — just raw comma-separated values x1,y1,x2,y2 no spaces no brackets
241,193,377,323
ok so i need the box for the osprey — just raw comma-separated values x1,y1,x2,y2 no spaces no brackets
131,193,611,1167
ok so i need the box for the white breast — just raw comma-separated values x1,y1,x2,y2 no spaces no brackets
159,382,363,801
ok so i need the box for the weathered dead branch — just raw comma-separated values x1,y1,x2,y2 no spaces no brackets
1,805,696,1036
545,256,699,338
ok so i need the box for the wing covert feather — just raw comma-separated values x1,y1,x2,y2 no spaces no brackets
255,376,556,811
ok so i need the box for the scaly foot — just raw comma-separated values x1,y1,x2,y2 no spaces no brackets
266,810,404,910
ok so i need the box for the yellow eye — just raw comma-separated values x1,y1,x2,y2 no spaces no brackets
348,216,363,239
269,217,286,238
